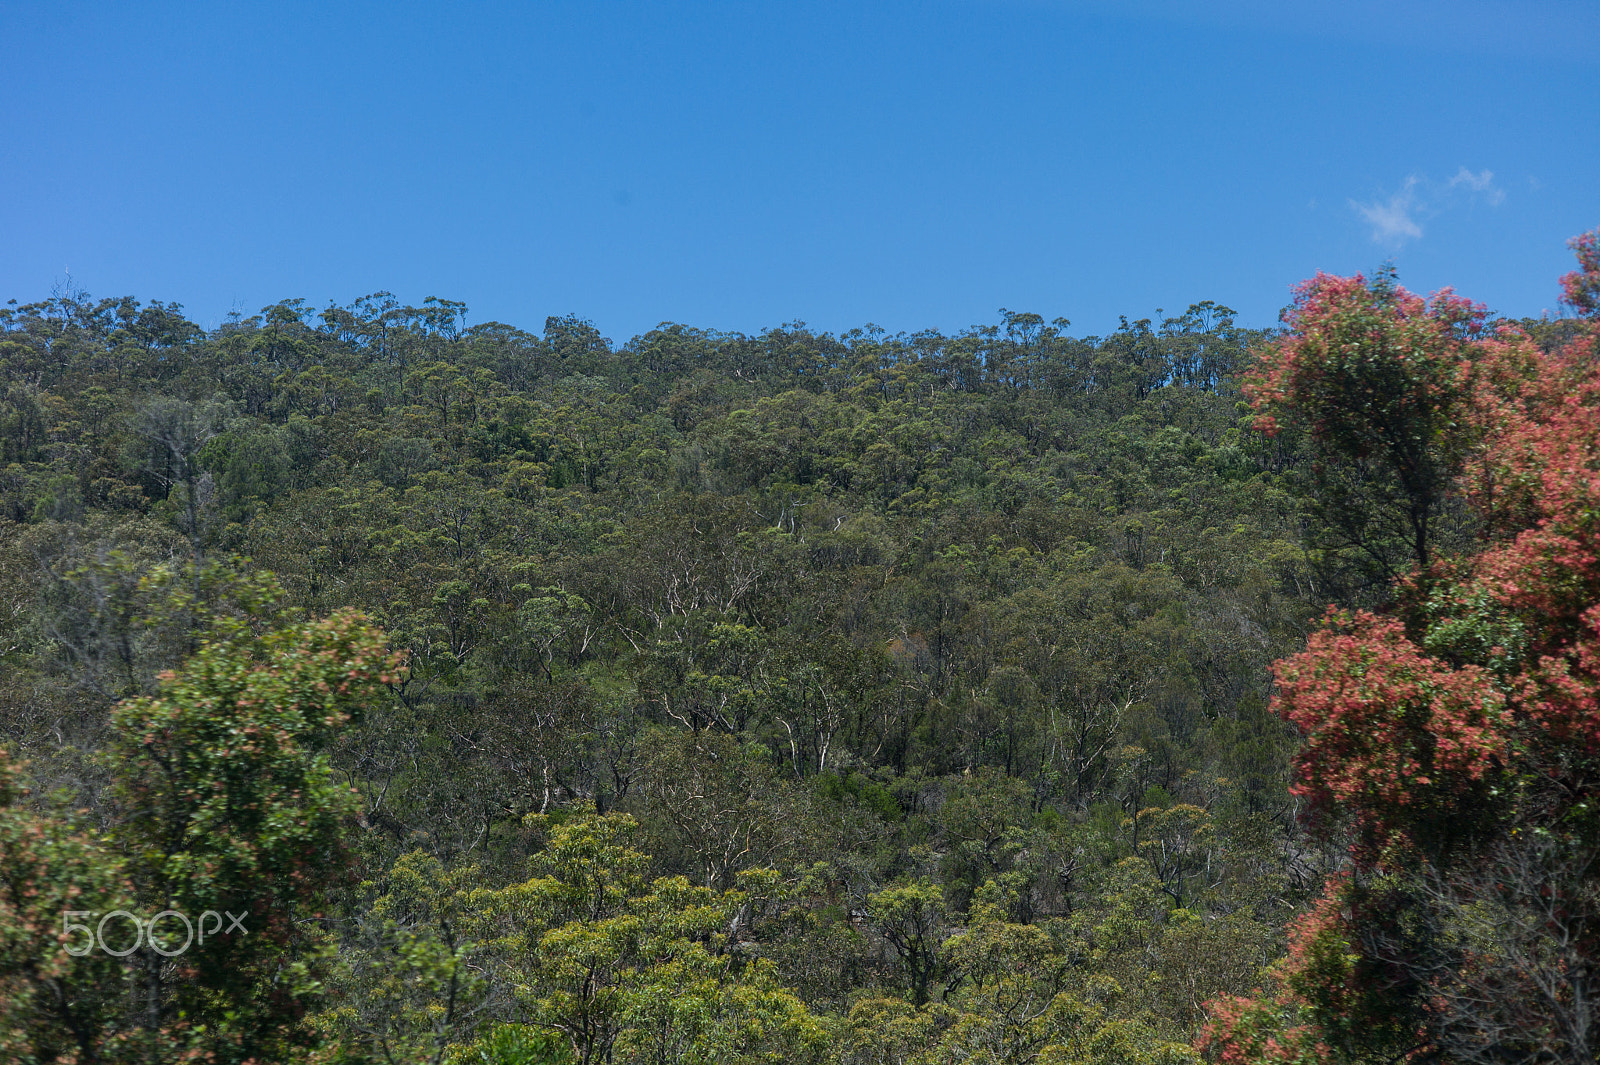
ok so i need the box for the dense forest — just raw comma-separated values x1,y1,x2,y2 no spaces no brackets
2,230,1597,1064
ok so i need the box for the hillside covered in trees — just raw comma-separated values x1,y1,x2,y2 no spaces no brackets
1,229,1596,1063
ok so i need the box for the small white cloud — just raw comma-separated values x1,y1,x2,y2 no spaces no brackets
1448,166,1505,204
1348,166,1507,246
1351,177,1423,245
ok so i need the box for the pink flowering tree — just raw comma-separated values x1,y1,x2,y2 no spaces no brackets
1561,228,1600,319
1203,233,1600,1063
1244,271,1491,596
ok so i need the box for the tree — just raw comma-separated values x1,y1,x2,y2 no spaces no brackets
1561,227,1600,319
0,601,401,1063
318,850,489,1065
464,810,825,1065
0,749,135,1065
451,1023,575,1065
1204,232,1600,1062
129,395,229,558
634,728,812,891
869,878,957,1008
111,606,399,1061
1245,271,1491,595
841,869,1223,1065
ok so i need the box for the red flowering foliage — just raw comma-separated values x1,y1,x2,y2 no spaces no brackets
1561,228,1600,319
1202,230,1600,1062
1199,994,1331,1065
1273,611,1506,855
1244,272,1488,448
1199,878,1426,1064
1254,266,1600,853
1243,271,1493,579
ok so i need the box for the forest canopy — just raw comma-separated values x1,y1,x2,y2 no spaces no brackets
1,230,1596,1064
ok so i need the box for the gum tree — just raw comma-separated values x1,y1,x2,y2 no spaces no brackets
1244,270,1491,595
0,590,402,1064
1204,233,1600,1062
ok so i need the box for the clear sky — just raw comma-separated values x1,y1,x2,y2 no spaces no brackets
3,1,1596,342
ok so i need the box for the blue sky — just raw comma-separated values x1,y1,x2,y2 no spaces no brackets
3,1,1596,342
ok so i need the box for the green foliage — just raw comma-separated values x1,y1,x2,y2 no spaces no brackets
0,596,402,1063
0,750,136,1065
460,810,827,1065
0,288,1322,1061
318,850,488,1065
451,1024,575,1065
